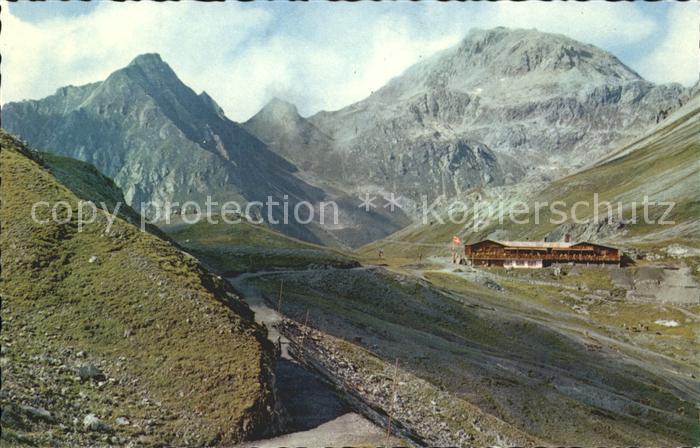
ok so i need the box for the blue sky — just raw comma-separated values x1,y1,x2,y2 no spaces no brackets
3,2,698,120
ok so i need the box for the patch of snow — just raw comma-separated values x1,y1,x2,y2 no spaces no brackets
654,319,680,327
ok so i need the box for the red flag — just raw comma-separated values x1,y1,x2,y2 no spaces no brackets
452,235,462,245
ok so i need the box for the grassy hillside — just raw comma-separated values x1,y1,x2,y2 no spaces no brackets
360,95,700,259
40,153,141,224
164,220,358,275
0,131,275,446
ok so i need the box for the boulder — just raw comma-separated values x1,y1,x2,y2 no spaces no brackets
21,405,54,423
78,364,106,382
83,413,111,432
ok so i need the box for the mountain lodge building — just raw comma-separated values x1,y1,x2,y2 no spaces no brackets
463,240,621,268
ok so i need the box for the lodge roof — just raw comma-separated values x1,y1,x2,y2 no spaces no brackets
468,239,617,250
497,240,576,249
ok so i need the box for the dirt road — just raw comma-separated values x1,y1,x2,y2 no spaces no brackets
229,274,400,447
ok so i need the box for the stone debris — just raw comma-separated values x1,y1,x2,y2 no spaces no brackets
83,413,111,432
21,405,54,423
665,244,700,258
115,416,130,426
278,318,533,447
78,364,106,382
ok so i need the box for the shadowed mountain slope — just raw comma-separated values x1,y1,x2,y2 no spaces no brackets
3,54,303,207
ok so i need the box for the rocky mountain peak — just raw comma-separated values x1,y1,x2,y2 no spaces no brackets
293,26,689,203
454,27,641,81
95,54,234,145
244,97,307,135
371,27,645,106
116,53,186,95
127,52,168,71
257,97,301,120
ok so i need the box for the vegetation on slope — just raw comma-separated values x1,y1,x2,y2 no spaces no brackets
165,220,358,275
40,152,141,224
423,264,698,367
0,131,275,446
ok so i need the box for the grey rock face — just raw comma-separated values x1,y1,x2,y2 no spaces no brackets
2,54,409,246
3,54,306,212
246,99,516,216
244,98,335,173
247,28,691,203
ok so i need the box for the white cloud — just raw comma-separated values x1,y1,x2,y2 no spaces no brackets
3,3,460,119
490,2,658,47
636,4,699,86
1,3,272,115
206,7,463,118
1,3,695,123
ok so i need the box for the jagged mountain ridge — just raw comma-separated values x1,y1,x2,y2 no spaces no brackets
246,27,690,205
245,97,511,209
3,54,308,207
3,29,693,245
2,54,408,247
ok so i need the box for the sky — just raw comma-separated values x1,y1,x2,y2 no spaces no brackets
2,2,698,121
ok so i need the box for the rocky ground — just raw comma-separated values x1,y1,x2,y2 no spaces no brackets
278,318,536,447
236,413,393,448
1,329,172,447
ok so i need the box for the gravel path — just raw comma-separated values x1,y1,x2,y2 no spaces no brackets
236,413,392,448
229,274,396,446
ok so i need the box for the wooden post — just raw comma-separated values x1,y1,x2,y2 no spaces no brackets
385,358,399,447
299,309,310,358
277,279,284,313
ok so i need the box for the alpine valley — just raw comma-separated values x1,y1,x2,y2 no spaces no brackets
2,25,699,448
